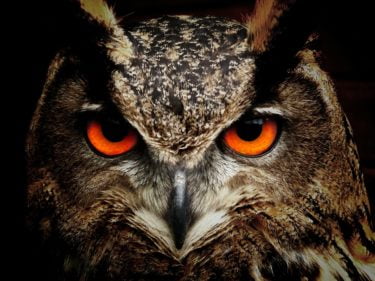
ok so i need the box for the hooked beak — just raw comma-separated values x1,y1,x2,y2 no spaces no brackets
167,169,191,249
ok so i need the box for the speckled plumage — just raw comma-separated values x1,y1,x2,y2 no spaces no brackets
112,16,255,162
27,0,375,280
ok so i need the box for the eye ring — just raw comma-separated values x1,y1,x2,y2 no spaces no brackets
223,117,279,157
86,120,138,157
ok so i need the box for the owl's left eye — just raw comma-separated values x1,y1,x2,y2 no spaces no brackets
86,119,138,156
223,117,279,157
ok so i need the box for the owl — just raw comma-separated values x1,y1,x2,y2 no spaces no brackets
26,0,375,280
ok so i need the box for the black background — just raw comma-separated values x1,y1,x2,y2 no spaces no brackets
7,0,374,279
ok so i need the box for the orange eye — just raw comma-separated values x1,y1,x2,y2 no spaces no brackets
223,117,278,156
86,119,138,156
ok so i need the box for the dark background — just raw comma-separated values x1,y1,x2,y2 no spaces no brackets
8,0,374,279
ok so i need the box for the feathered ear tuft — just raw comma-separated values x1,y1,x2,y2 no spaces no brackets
246,0,296,53
79,0,118,29
246,0,322,101
246,0,318,54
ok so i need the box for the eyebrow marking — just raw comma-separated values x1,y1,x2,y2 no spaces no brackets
253,106,284,116
80,103,103,112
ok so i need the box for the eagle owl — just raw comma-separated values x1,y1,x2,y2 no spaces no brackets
26,0,375,280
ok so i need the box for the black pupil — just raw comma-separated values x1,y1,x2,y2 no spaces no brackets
236,118,264,141
102,120,129,142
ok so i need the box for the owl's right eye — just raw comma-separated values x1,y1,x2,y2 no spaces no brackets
222,117,279,157
86,119,138,157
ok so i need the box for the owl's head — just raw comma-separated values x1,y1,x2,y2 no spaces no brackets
27,0,374,279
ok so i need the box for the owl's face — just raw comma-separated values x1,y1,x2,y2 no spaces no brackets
27,1,374,280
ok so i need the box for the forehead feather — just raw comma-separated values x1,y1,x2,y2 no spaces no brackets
109,16,255,159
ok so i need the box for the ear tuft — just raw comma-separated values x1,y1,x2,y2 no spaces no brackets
247,0,296,53
79,0,117,28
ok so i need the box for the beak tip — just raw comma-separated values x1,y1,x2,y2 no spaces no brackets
169,204,190,249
